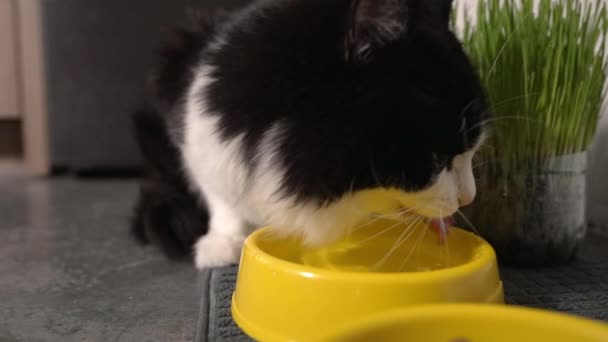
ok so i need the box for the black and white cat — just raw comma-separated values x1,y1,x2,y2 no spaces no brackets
131,0,489,269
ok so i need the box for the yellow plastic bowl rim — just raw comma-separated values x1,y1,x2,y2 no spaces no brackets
244,227,498,282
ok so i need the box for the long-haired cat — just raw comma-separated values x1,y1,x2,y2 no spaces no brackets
131,0,489,269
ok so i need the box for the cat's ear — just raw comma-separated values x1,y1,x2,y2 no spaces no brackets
345,0,412,63
421,0,454,29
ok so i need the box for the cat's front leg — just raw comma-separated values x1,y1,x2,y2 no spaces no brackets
194,192,248,269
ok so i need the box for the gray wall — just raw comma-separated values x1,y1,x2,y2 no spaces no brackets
41,0,250,171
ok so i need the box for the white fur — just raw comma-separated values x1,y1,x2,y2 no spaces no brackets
183,67,251,268
182,66,484,269
183,67,373,268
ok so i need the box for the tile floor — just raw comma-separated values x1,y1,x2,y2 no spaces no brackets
0,176,199,342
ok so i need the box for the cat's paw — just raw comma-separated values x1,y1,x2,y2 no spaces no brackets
194,234,244,269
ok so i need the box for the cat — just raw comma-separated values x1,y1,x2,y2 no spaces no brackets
131,0,490,269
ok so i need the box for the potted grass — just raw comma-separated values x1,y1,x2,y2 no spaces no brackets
456,0,608,265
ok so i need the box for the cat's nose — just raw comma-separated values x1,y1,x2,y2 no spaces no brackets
458,190,476,207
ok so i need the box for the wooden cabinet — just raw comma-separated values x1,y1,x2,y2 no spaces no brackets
0,0,19,118
0,0,49,174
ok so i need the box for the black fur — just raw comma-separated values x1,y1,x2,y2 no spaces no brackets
149,10,229,113
130,11,226,259
131,0,489,259
131,106,209,259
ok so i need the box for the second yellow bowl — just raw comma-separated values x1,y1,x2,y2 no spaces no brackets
319,304,608,341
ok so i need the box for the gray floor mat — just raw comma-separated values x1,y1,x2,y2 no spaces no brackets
501,232,608,320
199,233,608,341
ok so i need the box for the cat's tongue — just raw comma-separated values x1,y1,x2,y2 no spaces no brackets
430,216,455,243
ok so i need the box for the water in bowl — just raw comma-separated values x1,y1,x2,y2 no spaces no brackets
258,217,478,273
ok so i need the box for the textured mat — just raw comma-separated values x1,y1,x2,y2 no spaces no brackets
197,233,608,342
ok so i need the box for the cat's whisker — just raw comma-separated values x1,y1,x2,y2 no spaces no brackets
485,13,533,82
374,215,424,269
349,214,390,232
456,209,480,236
349,208,408,231
369,207,415,217
466,115,542,134
460,93,539,135
399,217,429,271
441,227,451,268
434,210,451,269
342,189,419,218
347,178,357,199
473,156,513,169
349,205,422,232
350,214,402,234
372,207,420,220
355,214,420,244
458,100,476,127
487,92,541,112
439,209,447,238
473,160,495,169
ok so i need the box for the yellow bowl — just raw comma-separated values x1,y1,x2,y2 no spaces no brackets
232,218,504,341
318,304,608,341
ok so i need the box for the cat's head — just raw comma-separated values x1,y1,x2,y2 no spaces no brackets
341,0,489,217
258,0,489,243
